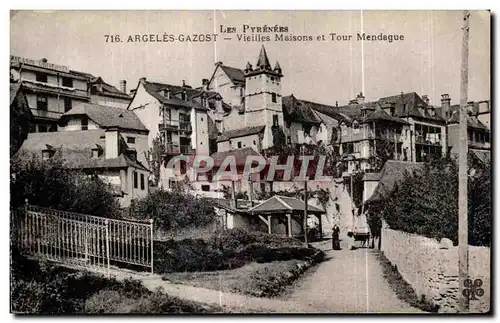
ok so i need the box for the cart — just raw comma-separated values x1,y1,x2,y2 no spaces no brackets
353,226,371,248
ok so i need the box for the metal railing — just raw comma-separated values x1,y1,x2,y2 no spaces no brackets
12,203,154,274
159,121,192,132
165,143,193,155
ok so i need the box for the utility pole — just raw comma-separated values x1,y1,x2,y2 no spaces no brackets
458,9,470,314
303,177,308,246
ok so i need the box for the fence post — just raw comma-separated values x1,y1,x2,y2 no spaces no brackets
105,219,110,276
150,219,154,274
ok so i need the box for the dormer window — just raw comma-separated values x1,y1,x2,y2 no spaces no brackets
42,144,55,160
91,144,103,159
162,88,171,99
181,91,187,101
352,120,360,134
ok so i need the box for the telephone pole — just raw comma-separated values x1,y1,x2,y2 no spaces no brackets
303,178,308,246
458,9,470,313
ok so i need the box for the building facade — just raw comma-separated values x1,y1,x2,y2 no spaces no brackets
10,56,90,133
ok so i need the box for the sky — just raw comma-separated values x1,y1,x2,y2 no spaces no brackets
10,10,490,107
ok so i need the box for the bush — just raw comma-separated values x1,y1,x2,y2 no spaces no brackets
10,154,120,218
130,189,217,231
369,157,491,247
153,229,321,273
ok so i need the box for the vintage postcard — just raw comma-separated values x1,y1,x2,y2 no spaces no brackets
9,10,491,314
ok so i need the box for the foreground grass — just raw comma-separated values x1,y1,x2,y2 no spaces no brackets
164,260,304,298
375,251,439,313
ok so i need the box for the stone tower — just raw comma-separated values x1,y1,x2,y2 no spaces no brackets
244,45,284,149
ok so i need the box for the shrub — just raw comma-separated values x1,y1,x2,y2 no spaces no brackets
153,229,321,273
130,189,217,231
10,154,120,218
369,157,491,247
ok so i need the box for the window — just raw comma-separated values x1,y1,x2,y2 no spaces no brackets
38,125,47,133
140,174,145,190
62,77,73,87
287,136,291,144
64,97,72,112
133,172,138,189
127,137,136,144
237,142,242,148
271,93,277,103
201,185,210,192
352,121,360,134
273,114,279,127
37,95,48,111
253,140,256,145
36,73,47,83
81,117,88,130
181,91,186,100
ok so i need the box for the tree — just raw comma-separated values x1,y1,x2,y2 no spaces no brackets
144,134,164,187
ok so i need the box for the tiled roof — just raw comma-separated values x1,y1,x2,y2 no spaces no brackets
211,147,263,167
282,95,323,124
61,103,148,132
90,77,130,100
141,80,212,111
248,195,324,214
365,160,424,204
378,92,445,122
217,125,265,143
364,109,409,125
447,107,489,130
18,130,149,172
219,65,245,84
470,149,490,165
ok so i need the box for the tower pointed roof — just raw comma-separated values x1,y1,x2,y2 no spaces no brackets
274,61,281,72
256,45,271,69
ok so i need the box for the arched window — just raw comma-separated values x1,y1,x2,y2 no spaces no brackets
352,120,360,134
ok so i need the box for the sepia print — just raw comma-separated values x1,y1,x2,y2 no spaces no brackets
9,10,491,314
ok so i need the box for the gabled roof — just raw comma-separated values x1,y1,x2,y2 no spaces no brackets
90,77,131,100
139,80,213,111
378,92,445,122
61,103,148,132
365,160,424,204
217,125,265,143
211,147,263,167
248,195,324,214
282,95,323,124
447,108,489,130
219,65,245,84
18,130,149,172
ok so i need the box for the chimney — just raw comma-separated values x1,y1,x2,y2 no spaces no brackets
356,92,365,104
202,78,209,91
105,128,120,159
421,95,430,105
41,58,48,63
119,80,127,94
441,94,451,119
336,101,338,107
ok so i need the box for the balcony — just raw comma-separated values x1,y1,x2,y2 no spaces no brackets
158,120,192,134
165,143,194,155
21,79,90,100
30,108,64,120
415,136,442,146
469,140,491,150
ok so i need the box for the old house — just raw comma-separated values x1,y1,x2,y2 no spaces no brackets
58,103,149,169
18,128,150,208
10,56,90,133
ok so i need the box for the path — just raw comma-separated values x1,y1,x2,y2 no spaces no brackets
81,236,424,313
281,237,424,313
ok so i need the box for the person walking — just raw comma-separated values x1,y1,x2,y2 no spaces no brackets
332,225,341,250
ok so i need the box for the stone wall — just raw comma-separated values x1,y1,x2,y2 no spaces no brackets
381,225,490,313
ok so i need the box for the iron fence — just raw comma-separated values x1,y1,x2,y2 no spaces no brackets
11,203,154,274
